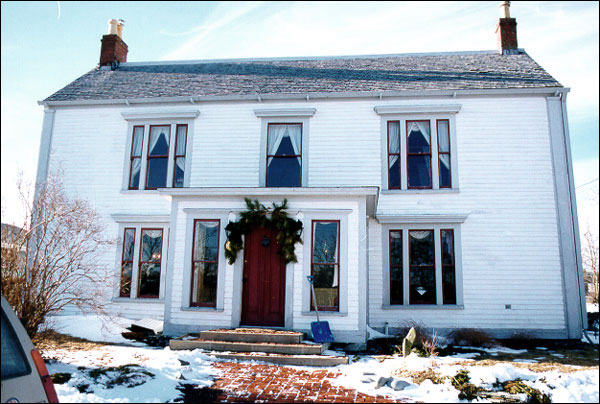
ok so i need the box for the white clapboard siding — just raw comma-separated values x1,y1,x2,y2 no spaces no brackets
45,94,566,335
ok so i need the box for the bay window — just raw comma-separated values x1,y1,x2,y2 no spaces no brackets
119,228,135,297
138,228,163,298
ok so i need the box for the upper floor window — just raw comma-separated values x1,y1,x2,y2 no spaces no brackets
266,123,302,187
377,105,460,190
126,123,188,191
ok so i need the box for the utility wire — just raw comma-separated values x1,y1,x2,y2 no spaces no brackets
575,178,599,190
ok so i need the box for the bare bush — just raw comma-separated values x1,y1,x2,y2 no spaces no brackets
447,328,496,348
1,173,114,336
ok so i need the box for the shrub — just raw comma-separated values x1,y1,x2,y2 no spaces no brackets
447,328,496,348
450,369,481,401
502,379,551,403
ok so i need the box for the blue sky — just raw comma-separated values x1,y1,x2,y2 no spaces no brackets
1,1,598,230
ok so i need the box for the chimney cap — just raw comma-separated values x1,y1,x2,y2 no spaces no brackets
107,18,124,38
499,1,511,18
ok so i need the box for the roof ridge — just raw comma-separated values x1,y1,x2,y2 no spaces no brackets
121,50,509,67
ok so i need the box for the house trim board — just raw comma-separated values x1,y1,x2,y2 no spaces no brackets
546,95,586,338
34,108,56,188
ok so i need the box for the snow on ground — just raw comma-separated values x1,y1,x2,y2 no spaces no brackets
44,314,599,403
47,314,140,345
330,353,599,403
46,345,219,403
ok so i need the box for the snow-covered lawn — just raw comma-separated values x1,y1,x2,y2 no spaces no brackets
40,314,599,403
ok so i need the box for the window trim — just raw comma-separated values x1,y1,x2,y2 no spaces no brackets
137,227,164,299
310,219,341,312
406,120,433,190
119,227,136,298
190,219,221,308
265,122,303,188
379,113,458,191
382,223,463,307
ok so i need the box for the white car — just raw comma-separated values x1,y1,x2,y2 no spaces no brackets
1,295,58,403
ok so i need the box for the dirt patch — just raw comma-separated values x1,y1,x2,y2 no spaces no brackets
34,330,110,352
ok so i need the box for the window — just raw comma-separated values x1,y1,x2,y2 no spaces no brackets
138,229,163,298
409,230,435,304
146,126,171,189
125,122,189,191
406,121,432,189
129,126,144,190
387,122,401,189
389,230,403,304
384,116,456,190
311,220,340,311
441,229,456,305
386,226,460,306
266,123,302,187
437,120,451,188
191,220,220,307
119,228,136,298
173,125,187,188
1,310,32,381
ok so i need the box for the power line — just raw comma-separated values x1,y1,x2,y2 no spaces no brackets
575,178,599,190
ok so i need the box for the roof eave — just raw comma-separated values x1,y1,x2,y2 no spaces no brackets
39,87,568,108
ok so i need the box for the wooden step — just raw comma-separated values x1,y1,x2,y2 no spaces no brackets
207,351,349,367
198,328,304,344
170,339,322,355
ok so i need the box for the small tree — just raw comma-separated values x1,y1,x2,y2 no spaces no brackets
1,173,114,336
582,226,599,304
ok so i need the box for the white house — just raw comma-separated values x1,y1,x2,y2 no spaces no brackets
36,5,587,343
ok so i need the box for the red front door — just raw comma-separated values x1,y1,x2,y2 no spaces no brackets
241,226,286,327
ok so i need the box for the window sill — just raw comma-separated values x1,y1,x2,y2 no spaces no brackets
381,189,459,195
381,304,464,310
112,297,165,304
180,307,224,313
301,311,348,317
120,189,161,194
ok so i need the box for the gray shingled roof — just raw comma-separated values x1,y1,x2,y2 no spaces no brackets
44,51,561,102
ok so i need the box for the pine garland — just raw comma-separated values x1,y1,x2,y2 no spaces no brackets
224,198,303,265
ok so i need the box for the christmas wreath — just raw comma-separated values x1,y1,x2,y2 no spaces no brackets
224,198,303,265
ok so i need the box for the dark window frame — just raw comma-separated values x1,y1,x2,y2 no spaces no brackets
387,120,402,190
172,124,188,188
145,125,171,190
310,219,340,312
190,219,220,308
408,229,436,305
389,229,403,305
119,227,136,298
137,227,163,299
406,120,432,190
437,119,452,189
266,122,303,187
128,126,144,190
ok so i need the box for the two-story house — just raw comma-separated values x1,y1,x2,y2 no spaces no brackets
36,4,587,342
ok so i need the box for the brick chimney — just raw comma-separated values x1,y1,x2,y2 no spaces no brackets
496,1,518,54
100,19,128,66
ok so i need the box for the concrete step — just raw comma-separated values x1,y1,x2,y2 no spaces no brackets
198,328,304,344
207,351,349,367
170,339,322,355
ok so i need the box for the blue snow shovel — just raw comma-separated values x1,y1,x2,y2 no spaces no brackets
306,275,335,343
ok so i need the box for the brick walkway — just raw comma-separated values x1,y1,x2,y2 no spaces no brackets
211,362,405,403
